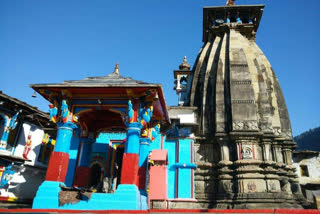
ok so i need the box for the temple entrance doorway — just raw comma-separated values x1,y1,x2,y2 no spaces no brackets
77,108,126,192
89,163,103,191
107,143,124,192
112,146,124,190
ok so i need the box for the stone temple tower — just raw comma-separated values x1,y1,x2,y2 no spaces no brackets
173,4,306,209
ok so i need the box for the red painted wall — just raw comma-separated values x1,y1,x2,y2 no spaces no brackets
73,166,90,188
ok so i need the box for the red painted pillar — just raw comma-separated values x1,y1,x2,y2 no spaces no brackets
120,122,142,185
45,122,77,183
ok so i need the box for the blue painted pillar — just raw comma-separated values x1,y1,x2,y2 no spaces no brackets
139,138,150,168
124,122,142,154
54,123,76,152
138,137,150,194
65,128,81,187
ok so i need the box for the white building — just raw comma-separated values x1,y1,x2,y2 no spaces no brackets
293,150,320,208
0,91,55,204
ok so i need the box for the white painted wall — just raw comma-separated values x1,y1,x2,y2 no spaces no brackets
13,122,45,167
178,112,196,124
293,153,320,185
168,107,198,125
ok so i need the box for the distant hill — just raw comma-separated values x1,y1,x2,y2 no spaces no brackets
294,127,320,151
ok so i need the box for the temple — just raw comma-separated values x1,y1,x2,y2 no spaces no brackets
31,64,197,210
30,3,308,211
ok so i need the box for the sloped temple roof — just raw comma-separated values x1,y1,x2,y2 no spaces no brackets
30,65,170,124
31,65,159,88
0,91,53,129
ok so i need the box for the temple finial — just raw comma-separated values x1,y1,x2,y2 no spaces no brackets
179,56,190,70
226,0,235,6
113,62,120,75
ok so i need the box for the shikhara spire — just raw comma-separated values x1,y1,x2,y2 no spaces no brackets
175,3,306,209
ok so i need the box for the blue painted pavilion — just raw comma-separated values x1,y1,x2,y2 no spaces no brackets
30,64,197,210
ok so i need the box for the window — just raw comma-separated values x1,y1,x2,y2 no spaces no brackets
37,133,55,165
300,165,309,177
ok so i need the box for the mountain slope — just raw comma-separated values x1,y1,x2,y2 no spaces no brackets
294,126,320,151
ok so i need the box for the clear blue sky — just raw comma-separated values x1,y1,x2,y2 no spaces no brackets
1,0,319,136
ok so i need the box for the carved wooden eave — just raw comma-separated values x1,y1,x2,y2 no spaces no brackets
0,91,53,128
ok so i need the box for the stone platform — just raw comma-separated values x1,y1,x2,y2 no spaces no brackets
0,208,320,214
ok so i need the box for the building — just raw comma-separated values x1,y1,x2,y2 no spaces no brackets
293,150,320,208
30,3,307,211
0,91,55,204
